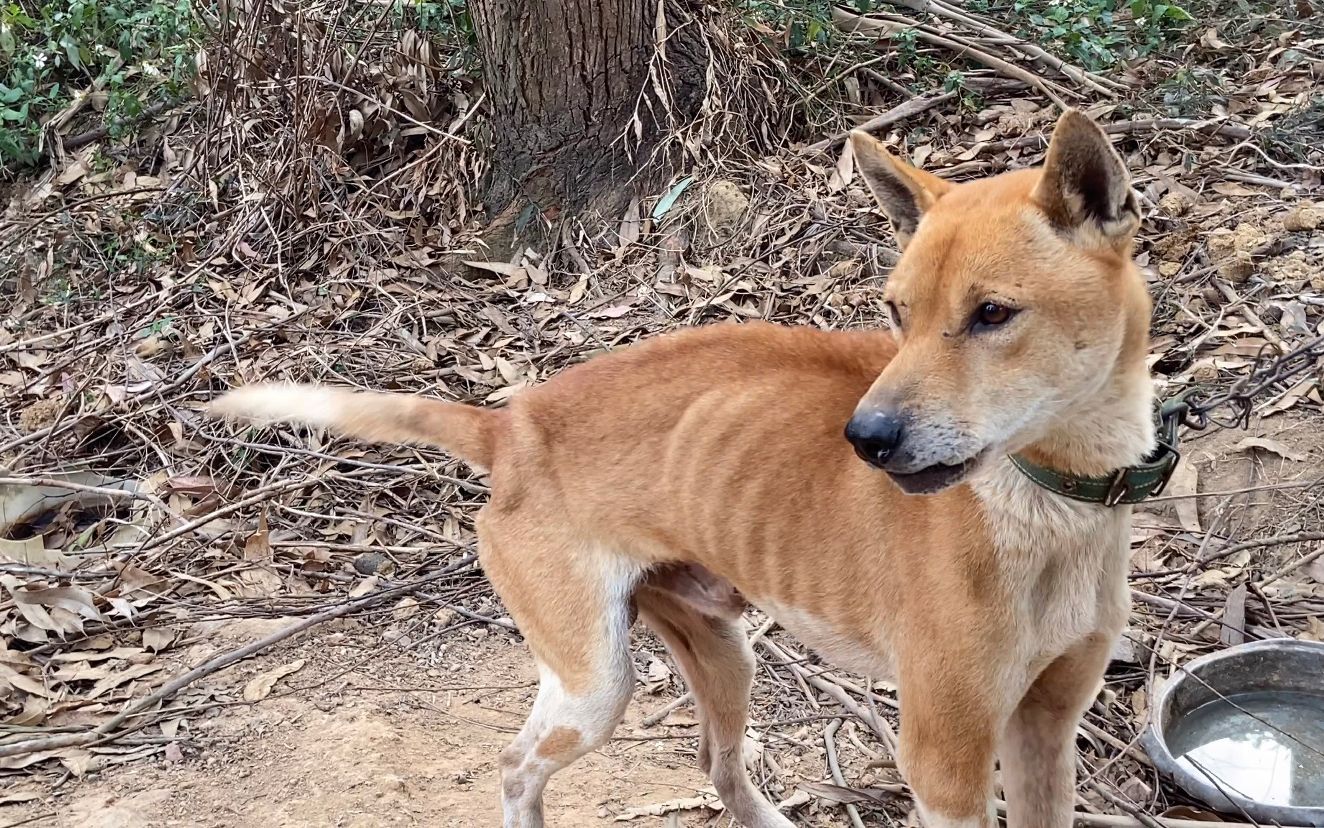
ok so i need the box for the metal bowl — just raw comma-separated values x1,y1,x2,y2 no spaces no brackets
1143,638,1324,827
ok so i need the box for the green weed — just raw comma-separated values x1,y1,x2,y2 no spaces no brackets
969,0,1193,70
1,0,201,173
737,0,839,55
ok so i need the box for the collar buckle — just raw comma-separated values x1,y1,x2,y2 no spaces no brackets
1103,469,1131,507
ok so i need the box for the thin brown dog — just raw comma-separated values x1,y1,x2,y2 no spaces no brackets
210,109,1153,828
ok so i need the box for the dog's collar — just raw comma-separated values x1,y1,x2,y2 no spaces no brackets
1007,398,1184,507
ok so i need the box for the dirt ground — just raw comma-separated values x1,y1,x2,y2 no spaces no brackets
4,607,898,828
3,621,718,828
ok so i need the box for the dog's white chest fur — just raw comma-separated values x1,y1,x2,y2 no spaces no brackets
757,461,1129,691
973,460,1131,680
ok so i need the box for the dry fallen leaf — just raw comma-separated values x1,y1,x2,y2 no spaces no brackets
349,576,380,598
1234,436,1306,462
1262,375,1315,417
243,513,272,562
1159,805,1226,822
0,536,64,569
1307,557,1324,585
464,260,526,278
618,197,642,250
827,139,855,192
86,662,165,701
58,748,95,777
142,627,176,653
643,655,672,694
243,659,306,702
1167,458,1202,533
1211,181,1263,197
0,787,42,806
614,789,721,820
1303,617,1324,643
1,577,107,635
1194,567,1236,590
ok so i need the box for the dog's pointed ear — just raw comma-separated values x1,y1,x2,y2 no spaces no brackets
849,130,952,248
1032,109,1140,245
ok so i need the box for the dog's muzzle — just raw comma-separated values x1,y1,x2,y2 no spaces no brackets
845,409,980,494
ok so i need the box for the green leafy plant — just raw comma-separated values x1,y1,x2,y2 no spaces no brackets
737,0,839,55
386,0,478,65
972,0,1192,70
944,70,982,111
1,0,201,173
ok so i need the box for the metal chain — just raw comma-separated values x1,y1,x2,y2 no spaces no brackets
1173,333,1324,431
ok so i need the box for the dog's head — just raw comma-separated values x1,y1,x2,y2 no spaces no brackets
845,110,1151,494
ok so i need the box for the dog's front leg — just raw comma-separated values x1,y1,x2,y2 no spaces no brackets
999,633,1112,828
898,659,1000,828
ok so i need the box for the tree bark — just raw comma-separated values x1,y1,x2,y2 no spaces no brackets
471,0,706,231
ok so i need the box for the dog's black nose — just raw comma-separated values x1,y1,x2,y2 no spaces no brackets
845,410,905,468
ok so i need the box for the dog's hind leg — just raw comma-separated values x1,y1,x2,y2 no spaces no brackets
480,522,640,828
635,581,794,828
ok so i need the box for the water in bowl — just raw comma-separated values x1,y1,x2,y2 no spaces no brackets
1167,690,1324,808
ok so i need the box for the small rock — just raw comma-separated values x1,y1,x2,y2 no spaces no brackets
1218,254,1254,284
697,180,751,247
1193,364,1219,383
392,596,420,622
1200,287,1223,305
465,626,489,640
1208,222,1270,265
1158,191,1193,217
18,397,64,433
1282,204,1321,232
1268,249,1312,286
134,335,168,358
1120,776,1153,803
1152,227,1197,262
1157,261,1182,278
353,552,391,576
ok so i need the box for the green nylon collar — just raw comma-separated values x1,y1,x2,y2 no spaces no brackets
1007,398,1185,507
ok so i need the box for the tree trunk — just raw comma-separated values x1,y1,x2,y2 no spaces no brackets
471,0,706,233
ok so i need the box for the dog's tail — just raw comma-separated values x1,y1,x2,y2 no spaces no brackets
209,384,501,469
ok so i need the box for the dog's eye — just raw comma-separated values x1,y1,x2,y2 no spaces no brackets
885,301,904,330
973,302,1016,331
